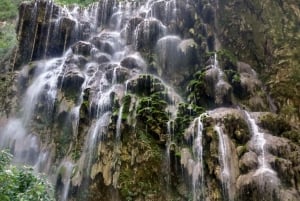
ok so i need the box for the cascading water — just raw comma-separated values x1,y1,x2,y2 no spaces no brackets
4,0,296,201
0,50,72,173
214,125,231,200
183,113,208,201
57,160,74,201
244,111,275,175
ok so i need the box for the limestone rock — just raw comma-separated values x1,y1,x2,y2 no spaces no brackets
239,151,258,173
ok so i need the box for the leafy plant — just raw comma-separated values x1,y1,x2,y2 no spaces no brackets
0,0,22,21
0,150,55,201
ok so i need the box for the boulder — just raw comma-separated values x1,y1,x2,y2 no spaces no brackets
239,151,258,173
60,64,85,100
120,54,146,70
124,17,143,45
71,41,92,57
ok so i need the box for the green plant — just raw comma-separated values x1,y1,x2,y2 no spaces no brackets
0,0,22,21
54,0,98,6
0,23,17,59
0,150,55,201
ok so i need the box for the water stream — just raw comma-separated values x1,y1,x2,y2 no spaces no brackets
214,125,231,200
244,111,275,175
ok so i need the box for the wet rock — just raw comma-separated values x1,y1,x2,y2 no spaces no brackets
271,157,294,187
96,0,116,27
237,62,255,76
136,19,166,51
215,80,232,105
79,21,92,40
222,113,250,145
16,1,57,66
202,3,215,25
124,17,143,45
60,64,85,100
65,54,88,69
155,36,192,86
258,113,291,136
236,171,280,201
90,32,120,55
90,37,114,54
239,151,258,173
178,39,198,65
71,41,92,56
120,55,146,70
150,0,167,22
92,52,111,64
106,66,130,84
204,68,219,97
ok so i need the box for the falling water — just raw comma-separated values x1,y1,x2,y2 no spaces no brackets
214,125,231,200
193,115,205,200
244,111,275,175
58,160,74,201
1,0,232,200
23,51,71,124
184,112,208,201
116,105,123,140
0,50,72,172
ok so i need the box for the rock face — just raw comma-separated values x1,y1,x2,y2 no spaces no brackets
0,0,299,201
217,0,300,127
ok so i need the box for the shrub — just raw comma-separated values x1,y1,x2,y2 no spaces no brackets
0,150,55,201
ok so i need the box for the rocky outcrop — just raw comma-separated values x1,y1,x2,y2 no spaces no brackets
217,0,300,126
14,0,116,68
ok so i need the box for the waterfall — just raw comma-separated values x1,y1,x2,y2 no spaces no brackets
57,160,74,201
116,105,123,140
244,111,275,175
193,114,205,201
183,113,208,201
2,0,299,200
215,125,231,200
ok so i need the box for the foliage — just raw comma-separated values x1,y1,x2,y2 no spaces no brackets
136,92,169,136
0,150,55,201
0,0,21,59
259,113,291,136
0,0,22,21
0,19,17,60
54,0,98,6
119,130,162,200
217,49,238,69
187,70,214,107
174,102,204,143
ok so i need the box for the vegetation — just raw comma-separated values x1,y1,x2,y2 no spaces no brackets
0,0,22,21
0,0,21,60
55,0,98,6
0,150,55,201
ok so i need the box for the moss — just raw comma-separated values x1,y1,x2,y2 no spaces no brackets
282,130,300,145
174,103,205,143
217,49,238,69
223,114,250,145
118,130,163,200
121,94,131,120
136,94,169,140
259,113,291,136
237,145,248,158
187,70,214,107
